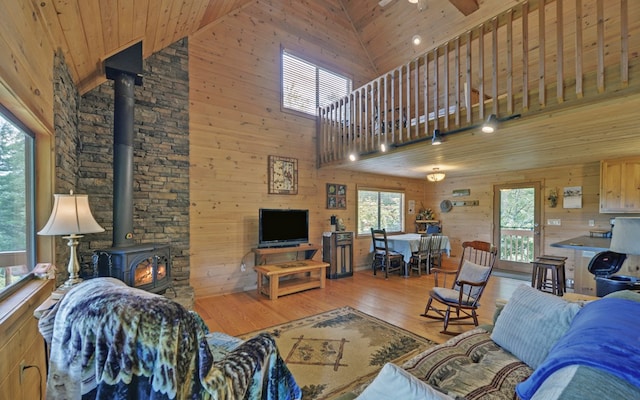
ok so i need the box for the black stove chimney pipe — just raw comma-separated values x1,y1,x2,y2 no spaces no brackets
105,42,143,248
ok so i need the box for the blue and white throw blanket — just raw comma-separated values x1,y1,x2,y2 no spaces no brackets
38,278,301,400
516,297,640,399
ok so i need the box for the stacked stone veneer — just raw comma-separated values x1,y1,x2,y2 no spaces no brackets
52,38,191,292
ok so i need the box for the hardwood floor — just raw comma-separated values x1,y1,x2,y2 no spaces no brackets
195,269,527,344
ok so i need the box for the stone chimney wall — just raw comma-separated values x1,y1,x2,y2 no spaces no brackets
52,38,190,287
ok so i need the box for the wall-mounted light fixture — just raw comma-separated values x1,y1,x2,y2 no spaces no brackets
481,114,498,133
349,153,357,161
427,168,446,182
431,129,443,145
380,143,388,152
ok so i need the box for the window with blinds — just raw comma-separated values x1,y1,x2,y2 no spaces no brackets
282,50,352,116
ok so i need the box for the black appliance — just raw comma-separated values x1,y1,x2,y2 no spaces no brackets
588,251,640,296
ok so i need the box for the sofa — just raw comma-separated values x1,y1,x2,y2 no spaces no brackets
346,284,640,400
37,277,301,400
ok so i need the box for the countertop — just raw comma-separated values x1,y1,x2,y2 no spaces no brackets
550,236,611,252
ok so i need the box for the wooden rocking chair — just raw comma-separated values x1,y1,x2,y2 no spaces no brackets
421,240,497,334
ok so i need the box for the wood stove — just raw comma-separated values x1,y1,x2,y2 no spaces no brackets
93,244,171,293
90,42,173,294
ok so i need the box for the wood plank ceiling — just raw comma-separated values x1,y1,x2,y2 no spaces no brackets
36,0,640,179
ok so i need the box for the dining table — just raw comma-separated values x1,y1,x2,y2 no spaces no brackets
370,233,451,278
384,233,451,263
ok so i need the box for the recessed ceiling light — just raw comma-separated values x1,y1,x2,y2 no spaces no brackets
412,35,422,45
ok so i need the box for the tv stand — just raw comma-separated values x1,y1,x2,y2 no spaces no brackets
252,244,329,300
252,244,320,265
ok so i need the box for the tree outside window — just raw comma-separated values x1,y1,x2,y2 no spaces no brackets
357,189,404,235
0,113,34,295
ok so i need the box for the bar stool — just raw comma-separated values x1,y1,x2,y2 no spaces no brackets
531,255,568,296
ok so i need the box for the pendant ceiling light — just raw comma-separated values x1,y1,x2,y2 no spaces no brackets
431,129,442,145
482,114,498,133
427,168,446,182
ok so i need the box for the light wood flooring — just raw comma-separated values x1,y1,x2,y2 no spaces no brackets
195,269,528,344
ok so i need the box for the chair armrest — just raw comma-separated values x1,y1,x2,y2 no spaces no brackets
431,268,457,275
432,268,457,287
456,279,485,287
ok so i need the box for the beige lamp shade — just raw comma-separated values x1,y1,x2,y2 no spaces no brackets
609,217,640,255
38,193,105,235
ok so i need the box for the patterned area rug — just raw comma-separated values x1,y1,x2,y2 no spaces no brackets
240,306,437,399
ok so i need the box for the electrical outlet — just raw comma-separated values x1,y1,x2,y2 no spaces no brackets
240,262,246,272
547,219,561,226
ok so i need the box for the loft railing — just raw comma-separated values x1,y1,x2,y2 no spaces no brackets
317,0,638,165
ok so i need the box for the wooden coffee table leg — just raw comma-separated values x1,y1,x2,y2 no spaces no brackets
269,274,279,300
256,271,264,296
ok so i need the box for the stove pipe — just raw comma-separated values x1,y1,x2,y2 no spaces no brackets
105,42,143,247
112,73,135,247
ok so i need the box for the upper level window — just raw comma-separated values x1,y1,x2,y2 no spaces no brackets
357,187,405,235
281,49,352,116
0,111,35,298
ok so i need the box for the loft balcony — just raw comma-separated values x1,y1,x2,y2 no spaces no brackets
317,0,640,169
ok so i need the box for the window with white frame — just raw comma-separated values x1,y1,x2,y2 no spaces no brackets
0,110,35,298
281,49,352,116
357,188,405,235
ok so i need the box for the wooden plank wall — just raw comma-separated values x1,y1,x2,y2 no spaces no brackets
0,0,55,135
0,280,53,399
428,161,632,286
189,0,425,297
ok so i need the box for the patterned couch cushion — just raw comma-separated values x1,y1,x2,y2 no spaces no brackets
401,327,533,400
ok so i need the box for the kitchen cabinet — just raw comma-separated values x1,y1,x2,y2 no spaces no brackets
600,157,640,213
573,250,598,296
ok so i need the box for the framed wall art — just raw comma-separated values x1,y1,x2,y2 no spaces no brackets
268,155,298,194
327,183,347,209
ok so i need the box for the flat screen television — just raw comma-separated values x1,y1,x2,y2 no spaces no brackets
258,208,309,248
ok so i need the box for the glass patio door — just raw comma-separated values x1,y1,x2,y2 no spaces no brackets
492,182,541,274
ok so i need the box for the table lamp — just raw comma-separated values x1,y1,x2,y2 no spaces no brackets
609,217,640,273
38,191,105,290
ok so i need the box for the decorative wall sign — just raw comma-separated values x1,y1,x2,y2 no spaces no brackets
452,189,470,197
563,186,582,209
327,183,347,209
268,155,298,194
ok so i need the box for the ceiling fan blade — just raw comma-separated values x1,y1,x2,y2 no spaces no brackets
449,0,479,16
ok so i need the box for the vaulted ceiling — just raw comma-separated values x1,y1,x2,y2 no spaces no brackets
41,0,517,94
38,0,640,179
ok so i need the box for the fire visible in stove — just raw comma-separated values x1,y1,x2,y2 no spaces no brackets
93,244,172,294
133,254,168,287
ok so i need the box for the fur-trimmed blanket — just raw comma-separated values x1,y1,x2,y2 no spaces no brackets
38,278,301,400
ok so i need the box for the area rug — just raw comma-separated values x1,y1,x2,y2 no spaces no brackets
240,306,437,400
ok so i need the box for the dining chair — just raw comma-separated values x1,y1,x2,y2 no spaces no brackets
426,234,443,273
421,240,497,334
409,234,431,276
370,228,405,278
